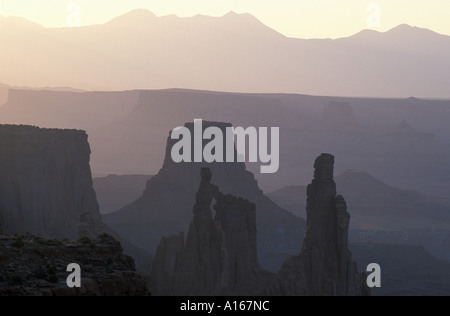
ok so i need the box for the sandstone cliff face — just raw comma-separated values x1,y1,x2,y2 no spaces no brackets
151,155,368,296
105,121,304,272
0,125,101,239
151,168,261,296
0,234,150,296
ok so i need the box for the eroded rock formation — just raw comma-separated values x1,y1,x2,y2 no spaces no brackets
151,168,261,296
0,125,151,272
105,121,304,272
151,155,368,296
274,154,367,296
0,234,150,296
0,125,101,239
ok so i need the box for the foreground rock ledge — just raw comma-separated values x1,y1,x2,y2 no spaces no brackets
0,234,150,296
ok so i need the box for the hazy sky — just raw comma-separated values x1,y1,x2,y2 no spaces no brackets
0,0,449,38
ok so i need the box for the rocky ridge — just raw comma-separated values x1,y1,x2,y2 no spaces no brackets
0,233,150,296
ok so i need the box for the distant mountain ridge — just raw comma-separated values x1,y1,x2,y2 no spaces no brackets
267,170,450,231
0,82,8,106
3,88,450,195
1,10,449,98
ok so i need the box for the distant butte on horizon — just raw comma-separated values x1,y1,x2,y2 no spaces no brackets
0,9,449,98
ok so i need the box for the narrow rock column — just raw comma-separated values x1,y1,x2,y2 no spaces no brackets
151,168,261,296
302,154,365,296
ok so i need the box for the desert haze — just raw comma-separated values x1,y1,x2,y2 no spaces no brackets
0,9,450,98
1,6,450,297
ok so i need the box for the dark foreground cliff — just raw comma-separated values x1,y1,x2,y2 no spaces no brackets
0,233,150,296
151,154,368,296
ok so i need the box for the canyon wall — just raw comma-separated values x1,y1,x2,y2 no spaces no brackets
0,125,101,239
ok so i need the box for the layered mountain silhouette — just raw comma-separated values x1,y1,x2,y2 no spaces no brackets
2,88,450,196
1,10,450,97
0,82,8,106
0,89,138,130
268,170,450,231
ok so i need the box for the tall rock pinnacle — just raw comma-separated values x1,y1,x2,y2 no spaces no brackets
150,155,368,296
301,153,366,296
151,168,260,296
265,153,368,296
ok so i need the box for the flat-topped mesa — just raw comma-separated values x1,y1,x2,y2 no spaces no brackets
162,121,240,169
109,120,304,273
144,120,258,203
0,125,101,239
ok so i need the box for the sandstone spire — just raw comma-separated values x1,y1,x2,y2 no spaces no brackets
301,154,365,295
150,168,260,296
270,154,368,296
151,156,368,296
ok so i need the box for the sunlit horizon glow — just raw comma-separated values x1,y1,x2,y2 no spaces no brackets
0,0,449,39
